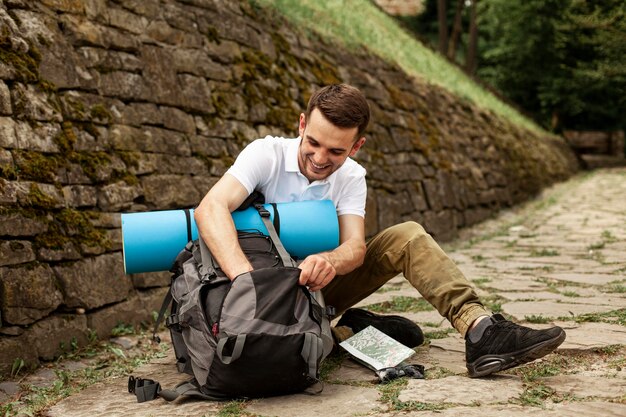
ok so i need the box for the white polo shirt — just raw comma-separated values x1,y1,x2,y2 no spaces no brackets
226,136,367,217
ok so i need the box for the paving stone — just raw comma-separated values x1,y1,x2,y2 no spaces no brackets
23,367,57,389
328,357,377,383
544,272,619,285
498,291,625,308
542,375,626,399
411,345,467,375
554,322,626,350
397,374,523,405
502,300,617,320
0,381,20,395
481,276,548,292
429,335,465,353
246,383,380,417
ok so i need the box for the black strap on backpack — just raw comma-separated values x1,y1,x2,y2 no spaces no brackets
128,376,219,403
253,203,295,268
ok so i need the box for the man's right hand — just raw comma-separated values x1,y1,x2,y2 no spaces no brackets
298,253,337,292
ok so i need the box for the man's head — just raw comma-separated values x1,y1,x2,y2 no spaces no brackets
298,84,370,182
304,84,370,138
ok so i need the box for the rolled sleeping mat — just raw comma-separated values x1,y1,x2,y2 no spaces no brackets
121,200,339,274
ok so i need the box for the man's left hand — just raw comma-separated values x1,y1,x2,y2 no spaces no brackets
298,254,336,292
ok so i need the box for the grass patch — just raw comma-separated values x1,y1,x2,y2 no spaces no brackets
587,241,606,250
319,350,347,381
524,314,552,324
471,277,492,289
252,0,545,135
519,383,556,407
377,378,447,412
605,284,626,293
519,265,555,272
423,328,455,343
479,295,507,313
562,308,626,326
217,400,251,417
110,321,136,337
425,366,455,380
601,230,618,243
561,290,580,298
366,296,434,314
529,248,560,257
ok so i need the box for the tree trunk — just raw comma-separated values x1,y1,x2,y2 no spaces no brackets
437,0,448,55
466,0,479,74
447,0,464,61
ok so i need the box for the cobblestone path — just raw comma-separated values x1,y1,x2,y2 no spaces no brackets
4,168,625,416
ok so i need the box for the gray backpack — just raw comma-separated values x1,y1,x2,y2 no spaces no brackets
128,204,334,402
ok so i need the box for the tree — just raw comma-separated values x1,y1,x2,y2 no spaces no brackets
478,0,626,131
465,0,479,74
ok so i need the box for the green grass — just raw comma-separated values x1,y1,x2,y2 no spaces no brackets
524,314,552,324
480,294,507,313
605,284,626,293
252,0,546,135
378,378,447,412
471,277,492,289
562,308,626,326
529,248,560,257
217,400,250,417
366,296,434,313
423,328,455,342
519,383,556,407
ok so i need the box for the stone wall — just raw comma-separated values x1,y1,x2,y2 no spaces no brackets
0,0,578,373
563,130,625,169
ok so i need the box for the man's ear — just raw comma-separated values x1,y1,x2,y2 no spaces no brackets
349,137,366,157
298,113,306,137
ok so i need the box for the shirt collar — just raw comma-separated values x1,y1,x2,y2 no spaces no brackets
285,137,301,172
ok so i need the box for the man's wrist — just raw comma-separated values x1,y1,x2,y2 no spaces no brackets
229,264,254,281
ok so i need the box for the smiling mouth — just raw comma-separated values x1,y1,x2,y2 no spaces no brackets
308,157,331,171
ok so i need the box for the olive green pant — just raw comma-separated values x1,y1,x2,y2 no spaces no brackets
321,222,489,337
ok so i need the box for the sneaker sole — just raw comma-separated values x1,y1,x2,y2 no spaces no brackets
467,329,566,378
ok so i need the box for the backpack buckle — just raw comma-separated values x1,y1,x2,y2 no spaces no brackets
254,203,270,218
166,314,182,330
128,375,161,402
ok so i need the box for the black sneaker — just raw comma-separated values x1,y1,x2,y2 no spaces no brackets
336,308,424,347
466,314,566,378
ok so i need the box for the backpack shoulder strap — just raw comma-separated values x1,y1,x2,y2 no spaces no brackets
254,203,296,268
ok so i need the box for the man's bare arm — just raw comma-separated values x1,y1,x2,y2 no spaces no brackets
194,174,252,280
299,214,366,291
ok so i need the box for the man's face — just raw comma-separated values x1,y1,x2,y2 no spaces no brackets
297,108,366,182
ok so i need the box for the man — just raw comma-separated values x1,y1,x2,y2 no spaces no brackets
195,84,565,378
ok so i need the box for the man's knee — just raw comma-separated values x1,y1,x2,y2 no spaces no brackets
386,221,430,241
376,221,432,251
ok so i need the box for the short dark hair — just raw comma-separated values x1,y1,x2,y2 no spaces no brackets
305,84,370,137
